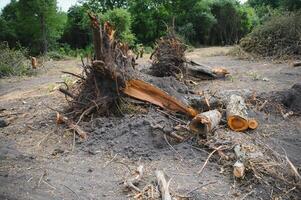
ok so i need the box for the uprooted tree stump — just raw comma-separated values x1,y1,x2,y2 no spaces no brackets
59,14,137,120
58,13,200,131
150,31,229,80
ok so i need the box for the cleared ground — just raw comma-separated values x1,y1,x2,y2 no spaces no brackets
0,47,300,200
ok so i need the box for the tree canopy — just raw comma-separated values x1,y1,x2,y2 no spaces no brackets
0,0,299,55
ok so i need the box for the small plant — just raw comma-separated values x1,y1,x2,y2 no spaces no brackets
247,72,261,81
0,42,32,77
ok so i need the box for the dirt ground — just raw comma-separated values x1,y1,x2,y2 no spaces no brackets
0,47,300,200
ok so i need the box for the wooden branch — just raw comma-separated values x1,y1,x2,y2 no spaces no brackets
58,88,75,99
155,170,172,200
124,165,144,192
61,71,85,80
56,113,87,139
189,110,221,137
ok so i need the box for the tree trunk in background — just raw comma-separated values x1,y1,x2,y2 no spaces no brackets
41,14,48,54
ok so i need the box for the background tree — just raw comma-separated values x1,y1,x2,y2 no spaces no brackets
61,5,91,49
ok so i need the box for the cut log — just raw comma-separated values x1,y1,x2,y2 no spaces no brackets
186,61,229,79
233,160,245,178
186,62,217,79
248,119,258,130
189,110,221,137
56,113,87,139
155,170,172,200
226,95,250,132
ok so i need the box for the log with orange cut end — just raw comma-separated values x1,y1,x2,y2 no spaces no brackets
226,95,258,132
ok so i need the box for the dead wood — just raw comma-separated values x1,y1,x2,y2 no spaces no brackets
226,94,258,132
155,170,172,200
124,165,144,192
150,32,186,78
56,112,87,139
123,79,197,118
150,32,229,80
59,14,200,121
58,13,137,119
189,110,221,137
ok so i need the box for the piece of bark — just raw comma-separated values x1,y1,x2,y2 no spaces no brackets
226,95,250,132
123,79,198,118
189,110,221,137
155,170,172,200
56,113,87,139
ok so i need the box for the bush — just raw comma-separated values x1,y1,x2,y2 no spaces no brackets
0,42,31,77
46,51,69,60
239,12,301,58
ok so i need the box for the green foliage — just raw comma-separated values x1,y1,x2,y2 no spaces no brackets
61,5,91,49
46,51,68,60
0,0,67,55
208,0,256,45
102,8,136,45
240,11,301,58
83,0,128,13
0,42,32,77
0,0,275,55
248,0,301,11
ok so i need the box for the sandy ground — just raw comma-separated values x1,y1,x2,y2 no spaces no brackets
0,47,300,200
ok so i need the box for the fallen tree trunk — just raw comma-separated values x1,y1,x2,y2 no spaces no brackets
226,95,258,131
186,61,229,80
189,110,222,137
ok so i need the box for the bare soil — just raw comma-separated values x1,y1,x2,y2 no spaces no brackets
0,48,300,200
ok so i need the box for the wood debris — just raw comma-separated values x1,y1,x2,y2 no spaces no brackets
226,94,258,131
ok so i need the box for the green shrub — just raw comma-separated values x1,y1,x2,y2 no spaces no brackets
239,12,301,58
0,42,31,77
46,51,69,60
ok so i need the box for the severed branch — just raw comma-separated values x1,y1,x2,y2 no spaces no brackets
155,170,172,200
56,112,87,139
61,71,85,80
124,165,144,192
